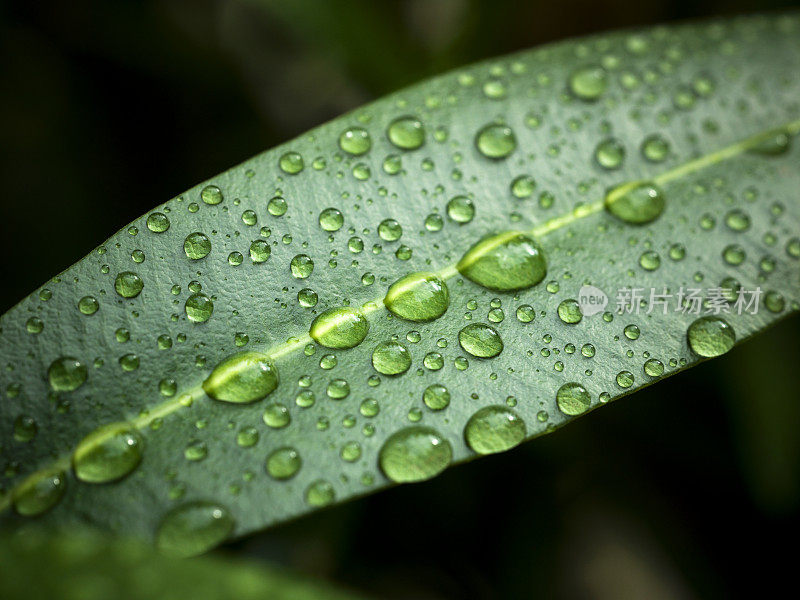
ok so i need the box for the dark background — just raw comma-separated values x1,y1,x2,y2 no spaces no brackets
1,1,799,598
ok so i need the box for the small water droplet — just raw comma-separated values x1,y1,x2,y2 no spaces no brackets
202,351,279,403
310,307,369,349
379,426,452,483
458,323,503,358
72,422,143,483
464,406,526,455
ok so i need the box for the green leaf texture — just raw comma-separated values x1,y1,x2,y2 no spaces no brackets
1,13,799,554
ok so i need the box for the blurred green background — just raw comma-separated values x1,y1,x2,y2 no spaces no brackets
1,1,799,598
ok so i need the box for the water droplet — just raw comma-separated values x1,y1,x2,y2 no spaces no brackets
387,116,425,150
605,181,665,224
305,480,336,506
249,239,271,263
569,66,607,100
458,323,503,358
557,299,583,324
26,317,44,334
765,290,785,313
202,351,279,403
623,324,640,340
556,382,591,416
372,341,412,375
687,316,735,357
447,195,475,223
12,469,66,516
339,127,371,155
297,288,318,308
310,307,369,349
266,447,302,480
385,272,449,322
722,244,746,265
639,250,661,271
114,271,143,298
475,124,516,159
201,185,223,205
464,406,526,455
319,208,344,232
423,384,450,411
378,218,403,241
595,138,625,169
184,232,211,260
749,130,791,155
457,231,547,291
616,370,634,388
185,293,213,323
48,357,88,392
184,440,207,461
290,254,315,278
725,209,751,232
511,175,536,199
156,502,234,558
641,134,670,162
146,212,170,233
72,422,143,483
279,151,304,174
379,426,452,483
644,358,664,377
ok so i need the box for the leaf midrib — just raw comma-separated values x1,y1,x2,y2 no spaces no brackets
2,117,798,515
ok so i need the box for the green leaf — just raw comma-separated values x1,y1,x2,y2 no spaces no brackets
0,530,367,600
1,14,800,555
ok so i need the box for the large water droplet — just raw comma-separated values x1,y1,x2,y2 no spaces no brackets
114,271,144,298
387,116,425,150
556,382,591,416
156,502,235,558
475,124,516,158
605,181,665,224
202,351,279,404
185,293,214,323
384,272,449,322
266,447,302,480
464,406,526,455
372,341,412,375
48,357,87,392
72,422,143,483
687,316,735,357
569,66,607,100
339,127,371,155
184,232,211,260
310,307,369,349
379,426,452,483
12,469,66,516
457,231,546,291
458,323,503,358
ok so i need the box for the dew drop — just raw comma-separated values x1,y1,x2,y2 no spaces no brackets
569,66,607,100
310,307,369,349
319,208,344,232
387,116,425,150
114,271,144,298
475,124,516,159
266,447,302,480
48,357,87,392
202,351,279,403
556,382,591,416
12,469,66,516
457,231,546,292
423,384,450,410
185,293,213,323
156,502,235,558
379,426,452,483
249,239,271,263
146,212,170,233
464,406,526,455
594,138,625,169
385,272,449,322
604,181,665,225
184,232,211,260
641,134,670,162
305,480,336,507
200,185,223,205
279,151,304,174
557,299,583,324
687,316,735,357
339,127,371,155
447,195,475,224
290,254,315,278
372,341,412,375
72,422,143,483
458,323,503,358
